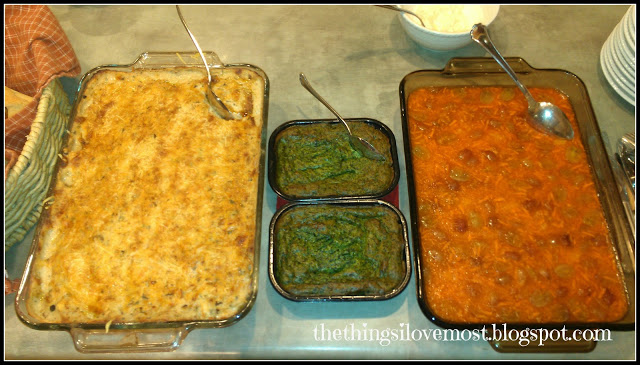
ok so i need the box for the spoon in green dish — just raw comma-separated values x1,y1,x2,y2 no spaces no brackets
299,73,386,161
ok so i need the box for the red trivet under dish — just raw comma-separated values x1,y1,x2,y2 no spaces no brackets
276,185,399,210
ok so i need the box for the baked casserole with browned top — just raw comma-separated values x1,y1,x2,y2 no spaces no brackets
26,67,265,324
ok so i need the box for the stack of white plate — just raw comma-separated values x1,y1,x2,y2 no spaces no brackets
600,5,636,106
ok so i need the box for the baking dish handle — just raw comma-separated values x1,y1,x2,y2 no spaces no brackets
70,326,191,353
443,57,535,75
131,51,225,69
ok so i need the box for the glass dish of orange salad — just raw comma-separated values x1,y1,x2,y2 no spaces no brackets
405,85,629,325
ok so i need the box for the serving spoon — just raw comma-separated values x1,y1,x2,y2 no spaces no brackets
470,23,574,140
176,5,236,120
299,73,386,161
375,5,426,27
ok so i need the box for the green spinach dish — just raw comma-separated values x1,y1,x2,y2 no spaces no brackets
274,204,406,297
274,122,394,198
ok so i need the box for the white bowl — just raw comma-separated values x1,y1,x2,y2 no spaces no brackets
398,5,500,51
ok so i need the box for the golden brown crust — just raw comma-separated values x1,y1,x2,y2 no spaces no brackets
26,67,264,324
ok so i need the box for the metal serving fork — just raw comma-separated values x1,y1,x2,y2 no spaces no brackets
617,132,635,191
614,132,635,238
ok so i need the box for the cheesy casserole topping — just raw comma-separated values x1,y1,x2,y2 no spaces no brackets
26,67,265,324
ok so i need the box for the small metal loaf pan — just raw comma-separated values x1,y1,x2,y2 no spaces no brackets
268,118,400,202
268,199,411,302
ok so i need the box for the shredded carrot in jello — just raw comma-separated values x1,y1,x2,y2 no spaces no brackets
407,86,628,324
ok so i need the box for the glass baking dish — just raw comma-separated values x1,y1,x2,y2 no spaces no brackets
14,52,270,353
267,118,400,202
268,199,411,301
400,58,635,336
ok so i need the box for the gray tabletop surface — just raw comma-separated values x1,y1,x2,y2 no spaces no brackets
4,4,636,360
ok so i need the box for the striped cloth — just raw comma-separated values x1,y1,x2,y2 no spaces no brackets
4,4,80,295
4,4,81,154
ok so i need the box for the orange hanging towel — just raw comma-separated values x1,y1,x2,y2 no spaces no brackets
4,4,81,156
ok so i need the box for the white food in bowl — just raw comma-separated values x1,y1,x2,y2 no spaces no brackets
408,5,483,33
399,4,500,51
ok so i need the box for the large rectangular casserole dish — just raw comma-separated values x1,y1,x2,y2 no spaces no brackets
14,52,270,353
400,58,635,332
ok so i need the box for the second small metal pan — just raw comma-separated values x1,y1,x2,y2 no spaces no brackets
268,199,411,301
